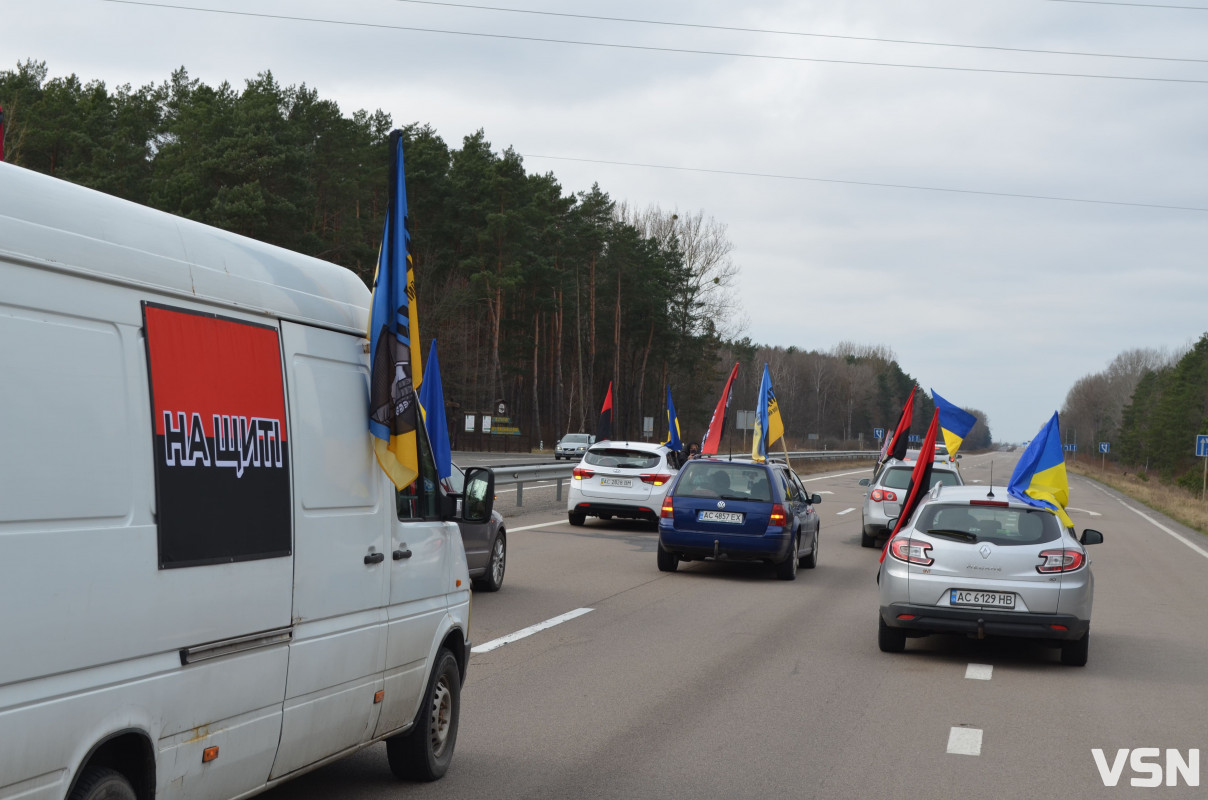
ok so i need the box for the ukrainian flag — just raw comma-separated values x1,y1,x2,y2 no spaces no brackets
931,389,977,458
664,385,682,451
751,363,785,462
1008,412,1074,528
368,131,423,490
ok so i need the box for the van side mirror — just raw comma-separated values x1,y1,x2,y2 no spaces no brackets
1080,529,1104,546
461,467,495,524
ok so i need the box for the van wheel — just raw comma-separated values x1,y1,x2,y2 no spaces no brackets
776,533,799,581
1061,632,1089,667
387,649,461,781
475,532,506,592
568,510,586,526
657,547,678,572
68,767,136,800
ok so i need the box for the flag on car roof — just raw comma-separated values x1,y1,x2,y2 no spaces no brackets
597,381,613,442
751,363,785,462
931,389,977,458
1008,412,1074,528
419,339,452,482
664,385,682,452
701,362,739,455
368,130,423,490
881,387,916,465
882,409,940,563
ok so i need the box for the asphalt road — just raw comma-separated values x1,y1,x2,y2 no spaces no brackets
264,451,1208,799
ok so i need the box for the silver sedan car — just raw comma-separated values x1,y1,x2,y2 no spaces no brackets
877,484,1103,665
859,460,962,548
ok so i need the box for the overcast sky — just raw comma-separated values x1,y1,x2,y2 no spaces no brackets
9,0,1208,441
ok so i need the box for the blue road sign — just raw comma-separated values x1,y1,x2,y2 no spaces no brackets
908,435,921,443
874,427,885,439
1099,442,1110,454
1063,444,1078,452
1197,434,1208,458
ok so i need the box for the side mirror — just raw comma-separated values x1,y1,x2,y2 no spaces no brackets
811,493,822,505
858,478,870,486
886,517,899,532
1080,529,1104,546
461,467,496,524
955,454,963,460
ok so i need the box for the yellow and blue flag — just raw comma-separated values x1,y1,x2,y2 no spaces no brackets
664,385,682,452
931,389,977,458
419,339,452,481
368,130,423,490
1008,412,1074,528
751,363,785,462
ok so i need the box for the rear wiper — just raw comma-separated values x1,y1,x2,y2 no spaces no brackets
926,528,978,543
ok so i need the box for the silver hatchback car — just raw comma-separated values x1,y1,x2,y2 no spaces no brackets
877,484,1103,665
859,460,962,548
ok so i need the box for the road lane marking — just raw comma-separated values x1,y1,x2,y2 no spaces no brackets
1066,506,1102,517
947,726,983,756
815,490,835,495
835,508,855,516
509,520,569,532
1088,484,1208,561
801,469,872,482
965,664,993,680
471,608,595,654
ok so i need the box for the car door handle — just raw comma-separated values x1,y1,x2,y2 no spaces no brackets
364,552,385,565
393,549,412,560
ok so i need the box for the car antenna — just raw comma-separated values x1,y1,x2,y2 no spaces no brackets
987,462,995,498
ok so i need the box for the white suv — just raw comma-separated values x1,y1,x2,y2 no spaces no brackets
568,441,678,528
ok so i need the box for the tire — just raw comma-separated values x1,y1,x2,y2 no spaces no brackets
776,533,799,581
1061,632,1089,667
68,767,136,800
861,526,878,548
878,616,907,653
657,546,679,572
387,649,461,781
568,510,586,526
800,528,818,569
475,532,506,592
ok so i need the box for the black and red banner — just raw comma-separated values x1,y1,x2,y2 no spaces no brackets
143,303,291,568
596,381,613,442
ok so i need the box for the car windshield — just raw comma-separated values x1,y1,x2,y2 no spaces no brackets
561,434,590,445
881,467,959,491
584,447,661,469
675,463,772,502
916,504,1061,546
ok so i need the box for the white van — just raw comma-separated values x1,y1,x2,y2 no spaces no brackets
0,163,494,800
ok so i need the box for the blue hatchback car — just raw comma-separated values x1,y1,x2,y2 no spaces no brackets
657,457,821,580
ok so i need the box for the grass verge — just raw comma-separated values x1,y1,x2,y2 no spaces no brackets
1068,460,1208,536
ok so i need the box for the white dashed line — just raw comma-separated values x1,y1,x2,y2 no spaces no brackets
471,608,594,654
965,664,993,681
509,520,569,532
947,726,983,756
801,469,872,482
835,508,855,516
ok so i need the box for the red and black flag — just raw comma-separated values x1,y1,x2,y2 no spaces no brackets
596,381,613,442
701,362,739,455
881,409,939,563
881,386,917,465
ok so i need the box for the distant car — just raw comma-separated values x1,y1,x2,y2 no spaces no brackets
656,458,821,581
554,432,596,460
859,460,963,548
877,484,1103,665
445,463,506,591
567,441,678,528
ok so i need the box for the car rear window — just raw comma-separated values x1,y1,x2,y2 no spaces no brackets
675,463,772,502
882,467,959,490
561,434,590,444
917,504,1061,546
584,447,661,469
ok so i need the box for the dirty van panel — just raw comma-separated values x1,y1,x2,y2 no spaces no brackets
143,303,292,567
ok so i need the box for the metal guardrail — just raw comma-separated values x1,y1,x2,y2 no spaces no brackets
489,451,878,507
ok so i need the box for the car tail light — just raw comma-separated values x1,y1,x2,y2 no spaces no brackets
641,473,672,486
769,503,788,527
572,467,595,480
889,537,934,566
1036,548,1085,573
661,498,674,518
870,489,898,503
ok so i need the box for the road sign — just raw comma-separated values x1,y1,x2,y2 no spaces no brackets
1099,442,1110,454
908,435,921,443
1197,435,1208,458
1063,444,1077,452
873,427,885,439
736,410,756,431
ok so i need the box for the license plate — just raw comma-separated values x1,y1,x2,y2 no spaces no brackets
698,510,744,523
599,477,632,487
950,589,1015,609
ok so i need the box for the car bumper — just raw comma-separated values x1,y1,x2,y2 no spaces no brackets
659,527,793,563
880,602,1089,641
572,501,661,521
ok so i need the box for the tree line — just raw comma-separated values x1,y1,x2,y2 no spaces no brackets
1,60,992,450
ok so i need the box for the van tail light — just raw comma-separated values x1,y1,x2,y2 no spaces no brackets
768,503,788,527
661,498,674,518
641,473,672,486
1036,548,1085,573
889,537,934,566
870,489,898,503
572,467,595,480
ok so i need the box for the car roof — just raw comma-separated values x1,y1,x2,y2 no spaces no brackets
588,440,669,453
923,484,1035,508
